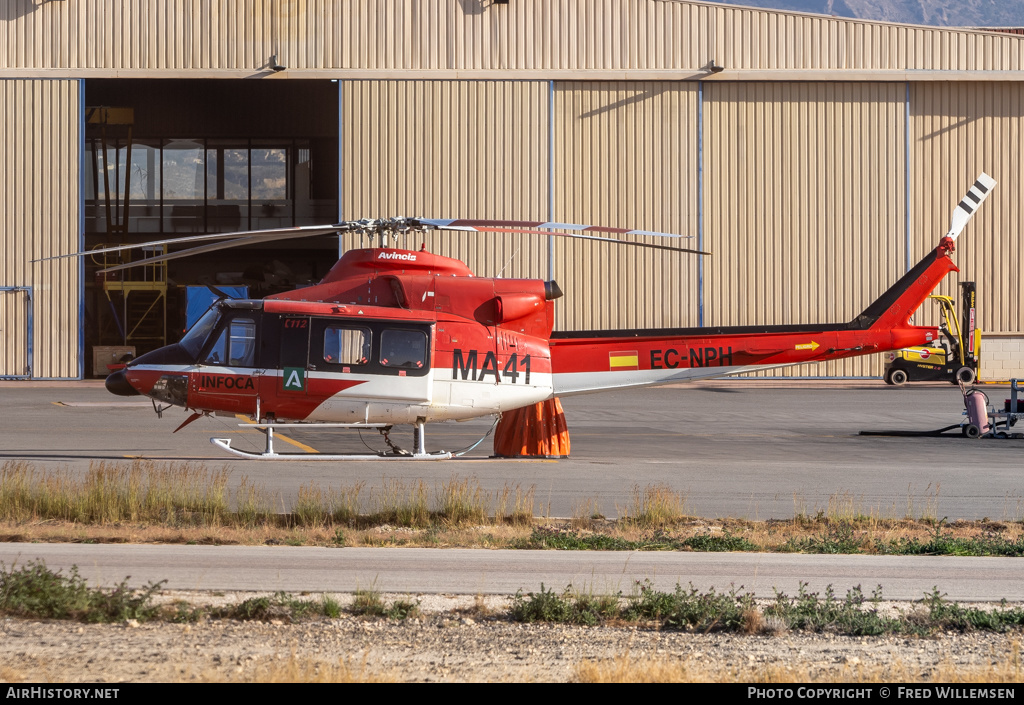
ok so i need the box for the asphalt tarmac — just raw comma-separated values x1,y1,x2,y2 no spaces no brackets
1,543,1020,601
1,379,1022,521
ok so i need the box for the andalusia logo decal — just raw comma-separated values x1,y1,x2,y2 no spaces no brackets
283,367,306,391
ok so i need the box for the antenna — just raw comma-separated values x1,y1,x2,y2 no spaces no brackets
496,247,520,278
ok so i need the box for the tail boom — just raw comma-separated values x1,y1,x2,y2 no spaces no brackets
550,233,966,396
549,325,936,395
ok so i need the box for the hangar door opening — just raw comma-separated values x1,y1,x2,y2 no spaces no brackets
82,79,338,375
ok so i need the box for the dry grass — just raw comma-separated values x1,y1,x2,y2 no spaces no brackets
618,484,688,528
570,496,604,531
294,481,363,528
495,483,536,526
370,478,430,527
574,643,1024,683
0,459,231,526
234,475,275,528
793,485,947,526
435,474,488,525
0,461,532,532
0,665,27,682
1,514,1021,552
2,460,1022,552
198,653,397,683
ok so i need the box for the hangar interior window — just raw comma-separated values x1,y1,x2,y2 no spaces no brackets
85,139,328,235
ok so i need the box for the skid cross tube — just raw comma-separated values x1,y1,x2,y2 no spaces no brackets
210,421,452,460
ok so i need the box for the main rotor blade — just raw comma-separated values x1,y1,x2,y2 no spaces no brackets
443,226,710,255
97,228,342,274
61,214,708,272
34,224,345,263
946,173,996,242
420,219,695,239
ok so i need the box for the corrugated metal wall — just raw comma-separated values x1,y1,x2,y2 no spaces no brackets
2,0,1023,75
0,288,30,378
0,79,81,379
336,75,1018,379
339,79,700,333
340,80,550,282
553,81,699,332
2,2,1023,378
703,82,906,377
910,82,1024,336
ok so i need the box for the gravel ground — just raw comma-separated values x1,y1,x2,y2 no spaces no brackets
1,592,1021,683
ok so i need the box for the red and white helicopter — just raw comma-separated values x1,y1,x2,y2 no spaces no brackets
84,173,994,460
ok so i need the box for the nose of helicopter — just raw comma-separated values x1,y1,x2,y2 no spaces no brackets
105,368,140,396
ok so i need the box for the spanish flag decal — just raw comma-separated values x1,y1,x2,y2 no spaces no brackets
609,350,639,371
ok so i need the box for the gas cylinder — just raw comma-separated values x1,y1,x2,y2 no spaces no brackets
964,389,991,437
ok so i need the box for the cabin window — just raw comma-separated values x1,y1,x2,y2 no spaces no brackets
204,317,257,367
379,329,426,369
323,326,370,366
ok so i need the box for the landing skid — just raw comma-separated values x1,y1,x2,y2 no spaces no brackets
211,421,453,461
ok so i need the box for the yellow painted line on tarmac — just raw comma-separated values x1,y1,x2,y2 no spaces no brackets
234,415,319,454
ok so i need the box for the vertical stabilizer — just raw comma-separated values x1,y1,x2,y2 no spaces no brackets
856,173,995,331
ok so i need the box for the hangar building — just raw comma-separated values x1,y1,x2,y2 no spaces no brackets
1,0,1022,381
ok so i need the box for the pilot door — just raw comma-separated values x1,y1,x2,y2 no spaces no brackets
190,311,262,415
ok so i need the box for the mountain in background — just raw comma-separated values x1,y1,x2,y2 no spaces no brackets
704,1,1024,28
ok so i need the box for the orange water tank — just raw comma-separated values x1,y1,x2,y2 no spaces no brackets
493,397,570,457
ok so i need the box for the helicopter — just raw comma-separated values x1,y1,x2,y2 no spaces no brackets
78,173,994,460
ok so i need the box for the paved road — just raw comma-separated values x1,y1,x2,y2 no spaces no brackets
1,380,1022,520
1,543,1020,602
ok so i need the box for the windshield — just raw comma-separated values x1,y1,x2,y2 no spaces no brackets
179,307,221,358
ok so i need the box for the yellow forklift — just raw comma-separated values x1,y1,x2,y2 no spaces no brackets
883,281,979,386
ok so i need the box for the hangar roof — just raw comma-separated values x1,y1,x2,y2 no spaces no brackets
1,0,1023,80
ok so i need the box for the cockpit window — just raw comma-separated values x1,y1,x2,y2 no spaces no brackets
380,329,426,369
180,307,221,358
204,317,258,367
323,326,370,366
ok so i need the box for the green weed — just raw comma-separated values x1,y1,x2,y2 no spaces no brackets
782,522,867,554
349,587,419,619
510,584,618,626
385,599,421,620
877,525,1024,557
218,591,332,622
682,530,758,552
919,589,1024,632
350,587,386,616
623,580,756,632
0,559,164,623
514,528,640,551
766,583,894,636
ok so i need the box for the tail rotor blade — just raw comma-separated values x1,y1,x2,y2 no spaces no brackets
946,173,996,242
